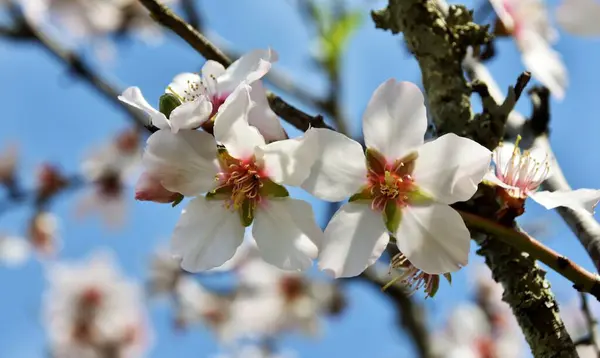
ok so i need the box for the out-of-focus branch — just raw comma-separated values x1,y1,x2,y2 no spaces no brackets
180,0,202,30
464,53,600,273
138,0,332,132
577,292,600,354
360,267,432,358
1,6,157,132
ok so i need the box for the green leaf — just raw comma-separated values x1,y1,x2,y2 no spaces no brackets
171,194,184,207
383,201,402,233
260,178,289,198
238,200,255,227
159,93,182,119
330,10,362,51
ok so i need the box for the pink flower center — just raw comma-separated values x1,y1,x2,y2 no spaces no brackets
210,93,229,118
215,155,266,211
367,162,416,212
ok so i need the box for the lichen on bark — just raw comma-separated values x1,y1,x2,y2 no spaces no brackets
373,1,579,356
371,1,490,136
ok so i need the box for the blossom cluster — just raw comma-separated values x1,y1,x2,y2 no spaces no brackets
119,48,600,291
148,237,344,353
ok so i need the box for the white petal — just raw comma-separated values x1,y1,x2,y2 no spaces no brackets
248,81,287,142
396,203,470,274
362,79,427,161
301,128,368,202
0,236,30,267
529,189,600,214
201,60,226,95
217,48,277,92
143,130,219,196
489,0,515,31
256,131,318,187
413,133,492,204
319,202,388,278
556,0,600,36
253,198,321,271
483,170,516,191
213,84,265,159
519,30,568,100
168,98,213,133
167,72,204,99
118,87,168,129
171,197,245,272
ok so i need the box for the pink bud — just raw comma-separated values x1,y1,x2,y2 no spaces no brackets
135,172,181,203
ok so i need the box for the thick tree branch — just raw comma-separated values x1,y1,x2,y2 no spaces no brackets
464,53,600,273
474,231,579,358
372,0,490,137
138,0,332,131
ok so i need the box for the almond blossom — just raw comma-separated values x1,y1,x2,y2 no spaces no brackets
302,79,491,277
485,141,600,214
556,0,600,36
77,128,141,228
44,251,149,358
142,84,321,272
489,0,568,99
119,48,286,141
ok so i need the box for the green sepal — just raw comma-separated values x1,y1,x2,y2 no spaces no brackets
217,146,238,169
426,277,441,299
206,185,231,200
260,178,289,198
392,151,418,176
238,200,255,227
171,193,184,207
159,93,182,119
405,188,435,206
365,148,387,175
383,201,402,233
443,273,452,284
348,186,372,202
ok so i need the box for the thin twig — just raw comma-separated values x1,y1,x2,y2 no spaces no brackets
459,210,600,301
179,0,202,30
463,53,600,274
1,8,157,132
137,0,332,132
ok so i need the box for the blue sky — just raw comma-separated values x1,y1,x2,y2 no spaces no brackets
1,0,600,357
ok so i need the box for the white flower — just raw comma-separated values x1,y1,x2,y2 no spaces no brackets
556,0,600,36
0,235,30,267
44,251,149,358
22,0,125,39
174,277,233,340
119,49,286,141
147,249,184,296
485,141,600,214
143,84,321,272
302,79,491,277
28,211,60,256
489,0,567,99
77,129,140,228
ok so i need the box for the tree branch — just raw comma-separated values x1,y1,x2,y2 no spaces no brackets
1,12,157,132
138,0,332,131
463,52,600,274
360,267,432,358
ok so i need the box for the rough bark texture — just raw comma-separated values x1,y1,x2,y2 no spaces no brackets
476,233,579,358
373,1,579,356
